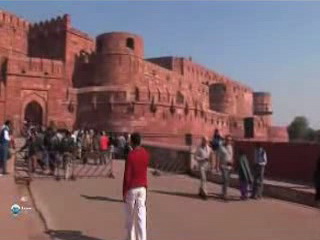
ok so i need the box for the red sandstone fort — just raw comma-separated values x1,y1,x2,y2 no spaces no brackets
0,10,288,142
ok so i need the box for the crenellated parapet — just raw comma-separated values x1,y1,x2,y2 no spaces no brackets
29,14,70,35
0,10,30,31
27,15,71,60
6,56,64,78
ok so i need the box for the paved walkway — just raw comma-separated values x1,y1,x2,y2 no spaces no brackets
0,156,50,240
29,160,320,240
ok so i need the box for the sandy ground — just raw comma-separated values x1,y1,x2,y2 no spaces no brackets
30,161,320,240
0,157,50,240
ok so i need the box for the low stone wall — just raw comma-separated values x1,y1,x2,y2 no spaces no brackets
191,170,316,207
142,140,192,174
234,141,320,184
142,141,317,207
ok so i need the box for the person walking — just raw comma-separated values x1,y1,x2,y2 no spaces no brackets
0,120,12,175
238,149,253,200
218,135,234,200
123,132,149,240
194,136,213,200
314,157,320,207
211,129,222,173
251,143,267,199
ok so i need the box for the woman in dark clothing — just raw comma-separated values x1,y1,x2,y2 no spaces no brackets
314,157,320,207
238,149,253,200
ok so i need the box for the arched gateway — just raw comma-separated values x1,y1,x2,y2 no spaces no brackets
24,101,43,126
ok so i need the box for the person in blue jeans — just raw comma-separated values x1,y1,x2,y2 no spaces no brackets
251,143,267,199
218,135,234,201
0,120,12,175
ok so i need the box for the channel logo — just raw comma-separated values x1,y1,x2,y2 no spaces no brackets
11,204,21,217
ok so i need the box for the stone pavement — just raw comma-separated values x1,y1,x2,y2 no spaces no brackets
0,156,50,240
30,160,320,240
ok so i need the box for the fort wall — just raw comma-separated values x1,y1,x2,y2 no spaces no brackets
0,10,29,56
0,9,288,143
28,15,69,60
6,56,64,78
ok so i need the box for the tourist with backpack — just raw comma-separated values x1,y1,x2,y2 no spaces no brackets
251,143,267,199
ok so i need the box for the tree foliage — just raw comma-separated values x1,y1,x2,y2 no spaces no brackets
287,116,318,142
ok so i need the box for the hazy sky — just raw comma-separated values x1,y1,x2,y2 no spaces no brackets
1,1,320,128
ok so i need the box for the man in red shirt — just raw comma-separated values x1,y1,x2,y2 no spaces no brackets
99,131,109,164
123,132,149,240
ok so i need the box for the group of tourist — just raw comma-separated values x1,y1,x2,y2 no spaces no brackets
194,129,268,201
0,120,133,179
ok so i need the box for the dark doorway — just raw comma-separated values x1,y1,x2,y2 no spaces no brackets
244,117,254,138
24,101,43,126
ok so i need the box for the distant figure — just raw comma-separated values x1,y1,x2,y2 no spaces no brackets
194,136,213,199
123,133,132,160
211,129,222,172
0,120,12,175
238,149,253,200
218,135,234,200
118,134,127,159
60,130,76,180
123,132,149,240
314,157,320,207
251,143,267,199
99,131,109,165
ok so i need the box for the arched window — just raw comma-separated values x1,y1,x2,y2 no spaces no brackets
126,38,134,50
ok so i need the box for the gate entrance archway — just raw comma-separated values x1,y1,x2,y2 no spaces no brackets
24,101,43,126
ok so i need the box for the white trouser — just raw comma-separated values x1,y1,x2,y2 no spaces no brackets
124,187,147,240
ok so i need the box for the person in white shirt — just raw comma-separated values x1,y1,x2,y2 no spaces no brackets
218,135,234,200
194,136,213,200
251,143,267,199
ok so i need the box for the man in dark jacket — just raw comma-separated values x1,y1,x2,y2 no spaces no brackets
61,130,75,180
314,157,320,207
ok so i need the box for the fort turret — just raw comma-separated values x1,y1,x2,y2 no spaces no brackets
93,32,144,86
209,83,236,115
253,92,272,125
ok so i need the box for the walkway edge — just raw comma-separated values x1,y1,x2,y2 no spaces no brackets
190,170,318,208
26,181,53,239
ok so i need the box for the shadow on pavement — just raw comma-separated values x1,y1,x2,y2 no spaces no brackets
80,194,122,203
209,193,242,202
47,230,106,240
150,189,205,200
151,190,242,202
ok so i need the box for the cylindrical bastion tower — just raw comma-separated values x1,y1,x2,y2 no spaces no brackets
253,92,272,125
94,32,144,86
